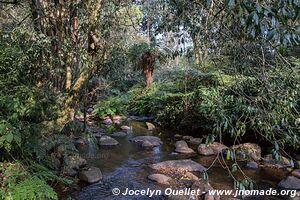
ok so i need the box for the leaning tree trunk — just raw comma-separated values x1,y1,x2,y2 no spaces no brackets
141,52,155,88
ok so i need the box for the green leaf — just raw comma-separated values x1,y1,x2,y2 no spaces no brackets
6,133,13,143
226,149,231,160
231,164,238,172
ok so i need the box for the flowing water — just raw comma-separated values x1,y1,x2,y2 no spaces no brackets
71,120,288,200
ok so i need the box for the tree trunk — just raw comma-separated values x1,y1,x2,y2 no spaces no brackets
30,0,105,127
142,52,155,88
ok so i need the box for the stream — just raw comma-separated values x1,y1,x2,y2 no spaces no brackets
71,120,288,200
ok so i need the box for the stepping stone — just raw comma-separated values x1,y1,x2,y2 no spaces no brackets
130,136,163,148
78,167,102,183
98,136,119,146
150,159,206,172
175,140,195,154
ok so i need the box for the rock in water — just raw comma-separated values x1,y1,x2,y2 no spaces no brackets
78,167,102,183
148,174,172,185
262,154,291,168
175,140,195,154
278,176,300,190
198,142,228,156
98,136,119,146
231,143,261,161
150,159,206,172
146,122,156,131
130,136,163,148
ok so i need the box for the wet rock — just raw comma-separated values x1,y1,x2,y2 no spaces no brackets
175,140,195,154
120,125,132,131
111,131,127,137
182,136,193,141
278,176,300,190
130,136,163,148
262,154,291,168
148,173,172,185
78,167,102,183
246,161,259,169
188,138,202,146
198,142,228,156
291,169,300,179
98,136,119,146
103,118,113,125
231,143,261,161
150,159,206,172
146,122,155,131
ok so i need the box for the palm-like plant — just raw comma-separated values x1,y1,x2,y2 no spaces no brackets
128,41,170,88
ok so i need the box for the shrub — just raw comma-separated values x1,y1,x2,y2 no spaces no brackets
93,96,128,118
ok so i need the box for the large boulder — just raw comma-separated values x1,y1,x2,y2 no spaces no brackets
198,142,228,156
146,122,156,131
150,159,206,172
278,176,300,190
231,143,261,161
262,154,291,168
98,136,119,146
175,140,195,154
78,167,102,183
130,136,163,148
148,173,172,185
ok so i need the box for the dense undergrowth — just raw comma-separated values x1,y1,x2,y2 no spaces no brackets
94,58,300,151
